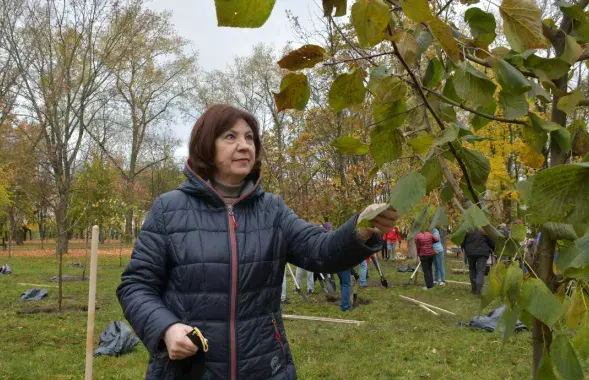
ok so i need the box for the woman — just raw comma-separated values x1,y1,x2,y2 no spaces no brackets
116,104,399,379
432,228,445,286
415,230,439,289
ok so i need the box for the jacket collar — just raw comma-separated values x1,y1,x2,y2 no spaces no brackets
179,161,264,208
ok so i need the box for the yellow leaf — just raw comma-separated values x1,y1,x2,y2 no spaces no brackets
520,144,545,168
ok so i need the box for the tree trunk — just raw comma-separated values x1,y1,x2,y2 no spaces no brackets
125,208,133,244
408,237,417,260
55,195,69,312
99,224,105,244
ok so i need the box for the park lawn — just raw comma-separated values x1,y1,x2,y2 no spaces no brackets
0,251,543,380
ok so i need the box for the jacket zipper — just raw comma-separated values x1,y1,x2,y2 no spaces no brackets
228,204,238,380
270,312,285,354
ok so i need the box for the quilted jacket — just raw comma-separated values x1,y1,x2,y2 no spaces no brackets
116,164,381,379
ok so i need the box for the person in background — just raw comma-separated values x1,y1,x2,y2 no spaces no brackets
359,255,369,287
383,226,402,261
432,228,446,286
295,267,314,295
461,228,495,295
498,223,510,238
281,274,288,305
415,230,439,289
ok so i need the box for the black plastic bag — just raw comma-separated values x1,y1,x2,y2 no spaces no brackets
94,321,140,357
465,305,527,332
20,288,48,301
396,266,416,273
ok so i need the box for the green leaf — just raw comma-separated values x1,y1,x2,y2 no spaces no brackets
561,34,583,64
215,0,276,28
557,89,583,115
464,7,496,45
491,58,531,94
524,55,570,80
509,224,526,242
502,304,520,345
556,243,581,273
499,0,548,52
328,70,366,111
529,163,589,225
274,73,310,111
529,81,551,103
471,100,497,131
537,352,558,380
557,1,589,23
370,126,404,166
515,178,533,203
440,103,457,123
409,205,430,239
371,76,407,103
464,204,490,229
429,17,461,63
551,128,572,154
357,203,390,227
481,263,503,309
423,58,444,87
525,113,561,152
401,0,433,22
368,65,392,91
440,183,454,202
389,172,427,214
459,178,486,204
451,221,470,245
420,156,443,193
462,135,490,144
331,136,370,155
433,124,460,147
397,31,419,65
323,0,347,16
415,28,434,59
351,0,390,47
573,316,589,360
498,90,528,119
453,63,496,107
494,235,520,257
563,236,589,278
501,265,523,307
277,45,326,70
408,136,433,154
457,147,491,186
373,100,408,129
544,223,578,241
519,309,533,329
443,76,463,103
552,335,584,380
429,206,448,230
520,278,564,327
569,119,589,157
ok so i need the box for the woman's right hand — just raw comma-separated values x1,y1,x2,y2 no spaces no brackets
163,323,198,360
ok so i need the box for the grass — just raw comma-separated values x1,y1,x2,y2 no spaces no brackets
0,249,538,379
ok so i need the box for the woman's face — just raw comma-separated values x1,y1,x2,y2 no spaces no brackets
213,119,256,185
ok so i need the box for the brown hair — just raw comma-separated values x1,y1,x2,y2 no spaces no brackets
188,104,263,181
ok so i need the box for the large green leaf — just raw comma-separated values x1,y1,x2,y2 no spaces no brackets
562,236,589,278
573,316,589,360
561,34,583,64
551,335,584,380
471,100,497,131
529,163,589,224
328,70,366,111
274,73,310,111
370,126,404,166
433,124,460,147
429,17,461,63
481,263,503,309
499,0,548,52
451,221,470,245
415,28,434,59
371,76,407,104
453,63,496,107
464,7,496,45
525,113,561,152
498,90,528,119
551,128,572,154
501,265,523,307
397,31,419,65
429,206,448,230
277,45,326,70
557,0,589,23
408,136,433,154
389,172,427,214
420,156,443,193
516,179,533,203
215,0,276,28
331,136,370,155
373,100,408,129
401,0,433,22
520,278,564,327
509,224,527,242
491,59,531,94
524,55,571,80
502,304,520,345
459,178,486,204
537,352,558,380
368,65,391,91
351,0,390,47
529,81,551,103
423,58,444,87
443,76,463,103
440,183,454,202
557,89,583,115
323,0,347,16
408,205,430,239
464,204,490,229
494,235,520,257
544,223,578,241
457,147,491,186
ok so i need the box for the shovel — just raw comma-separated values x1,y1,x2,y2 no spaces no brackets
371,256,389,288
403,262,421,289
287,264,308,302
318,272,336,294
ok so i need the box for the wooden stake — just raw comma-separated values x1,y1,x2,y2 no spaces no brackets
399,295,456,316
85,225,99,380
282,314,364,326
446,280,470,285
18,282,59,288
419,304,439,316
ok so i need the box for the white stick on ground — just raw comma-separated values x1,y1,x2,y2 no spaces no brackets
85,225,99,380
399,295,456,316
282,314,364,326
18,283,59,288
446,280,471,285
419,304,439,316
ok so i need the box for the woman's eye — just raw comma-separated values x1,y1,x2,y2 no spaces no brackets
246,135,254,141
226,134,235,140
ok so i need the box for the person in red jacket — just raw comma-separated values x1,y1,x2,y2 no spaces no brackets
416,230,439,289
382,226,402,261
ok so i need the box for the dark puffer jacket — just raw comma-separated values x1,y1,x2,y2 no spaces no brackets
116,165,381,380
461,229,495,257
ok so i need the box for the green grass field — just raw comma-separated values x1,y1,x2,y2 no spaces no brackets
0,250,540,379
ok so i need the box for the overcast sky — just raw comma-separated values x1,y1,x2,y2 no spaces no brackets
147,0,319,157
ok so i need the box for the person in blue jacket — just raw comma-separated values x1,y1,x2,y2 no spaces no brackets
117,104,399,379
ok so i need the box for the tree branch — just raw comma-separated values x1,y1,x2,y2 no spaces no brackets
324,51,395,66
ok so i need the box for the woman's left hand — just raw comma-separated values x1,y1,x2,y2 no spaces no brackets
356,203,400,240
